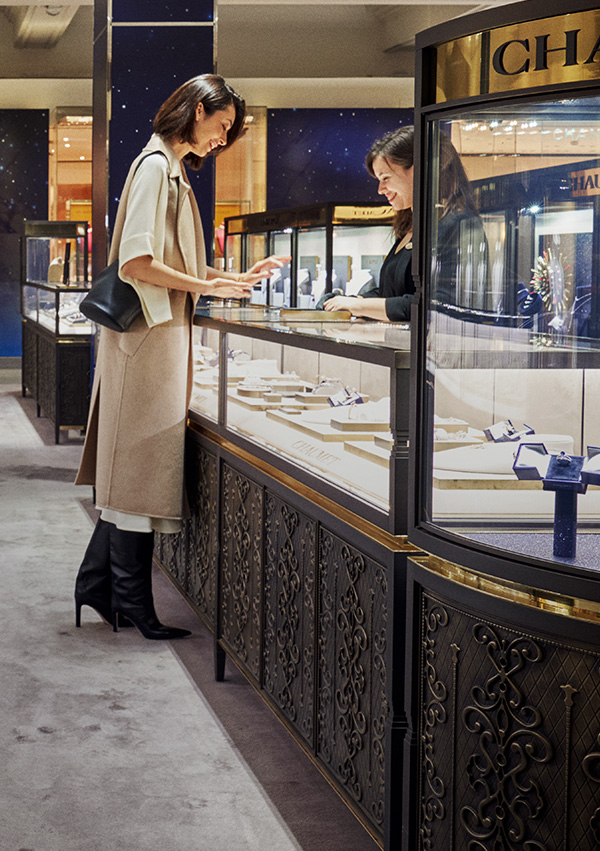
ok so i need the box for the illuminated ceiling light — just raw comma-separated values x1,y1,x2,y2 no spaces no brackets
64,143,71,148
45,5,63,15
63,136,69,142
79,156,85,160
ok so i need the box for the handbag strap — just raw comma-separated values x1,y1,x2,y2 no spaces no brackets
107,150,173,266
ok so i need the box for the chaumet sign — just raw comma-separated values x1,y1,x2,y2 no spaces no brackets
571,166,600,196
435,9,600,102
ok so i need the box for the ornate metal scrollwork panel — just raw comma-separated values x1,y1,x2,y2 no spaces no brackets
155,526,183,586
263,492,316,744
187,446,218,621
416,589,600,851
317,529,388,831
220,463,263,681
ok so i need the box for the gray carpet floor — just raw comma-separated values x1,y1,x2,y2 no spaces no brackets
0,372,379,851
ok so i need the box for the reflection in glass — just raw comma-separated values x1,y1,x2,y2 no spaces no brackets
269,232,292,307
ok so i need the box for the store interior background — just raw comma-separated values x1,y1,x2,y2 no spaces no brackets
0,0,512,357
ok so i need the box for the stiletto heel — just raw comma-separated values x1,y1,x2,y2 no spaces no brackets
75,593,134,628
75,519,133,629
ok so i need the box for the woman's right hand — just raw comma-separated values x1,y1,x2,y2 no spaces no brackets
204,277,254,300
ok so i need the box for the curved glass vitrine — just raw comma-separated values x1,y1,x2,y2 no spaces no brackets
412,5,600,580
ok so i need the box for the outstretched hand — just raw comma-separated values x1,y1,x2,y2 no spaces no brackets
208,278,254,299
240,255,291,282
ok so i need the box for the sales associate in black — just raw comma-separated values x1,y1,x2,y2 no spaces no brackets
324,126,415,322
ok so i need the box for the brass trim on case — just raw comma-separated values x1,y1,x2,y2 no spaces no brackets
412,553,600,625
187,420,418,553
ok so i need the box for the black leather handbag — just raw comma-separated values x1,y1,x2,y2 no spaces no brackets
80,150,170,332
80,260,142,332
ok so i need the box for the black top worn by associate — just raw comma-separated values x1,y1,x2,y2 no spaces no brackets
362,239,413,322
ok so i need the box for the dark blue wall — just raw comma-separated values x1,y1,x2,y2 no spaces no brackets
267,108,413,208
0,110,48,356
108,4,215,256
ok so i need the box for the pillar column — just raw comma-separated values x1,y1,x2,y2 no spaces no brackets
92,0,215,277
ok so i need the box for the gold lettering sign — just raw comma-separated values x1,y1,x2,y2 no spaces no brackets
570,166,600,197
435,8,600,103
333,205,394,223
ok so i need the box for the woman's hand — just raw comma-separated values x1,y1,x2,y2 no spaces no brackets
206,278,254,299
323,296,362,313
240,255,291,282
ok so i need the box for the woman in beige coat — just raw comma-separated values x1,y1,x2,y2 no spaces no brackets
74,75,285,640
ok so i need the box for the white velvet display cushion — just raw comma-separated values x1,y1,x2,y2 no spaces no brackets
301,397,390,425
433,434,574,474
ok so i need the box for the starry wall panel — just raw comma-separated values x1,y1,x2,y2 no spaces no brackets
266,108,413,209
0,109,48,356
112,0,213,22
108,15,214,255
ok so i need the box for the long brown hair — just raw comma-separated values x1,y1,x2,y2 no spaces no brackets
437,131,478,217
153,74,246,170
366,126,414,239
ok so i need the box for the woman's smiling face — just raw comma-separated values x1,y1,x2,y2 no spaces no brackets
372,155,414,211
192,102,236,157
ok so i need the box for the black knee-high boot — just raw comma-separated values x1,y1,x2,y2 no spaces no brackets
75,519,134,627
109,527,191,640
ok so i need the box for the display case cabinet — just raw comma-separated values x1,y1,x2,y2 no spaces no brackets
154,306,418,847
224,203,395,309
405,1,600,849
21,221,92,443
189,306,411,536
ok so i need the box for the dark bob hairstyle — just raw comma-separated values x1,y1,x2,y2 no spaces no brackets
153,74,246,170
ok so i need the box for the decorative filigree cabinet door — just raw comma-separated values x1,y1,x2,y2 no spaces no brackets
413,579,600,851
318,528,389,833
263,492,316,746
219,463,263,682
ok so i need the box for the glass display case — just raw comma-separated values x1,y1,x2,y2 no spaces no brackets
21,283,92,336
21,220,92,335
190,306,411,533
20,221,92,442
224,203,395,309
403,6,600,851
411,8,600,576
22,220,89,286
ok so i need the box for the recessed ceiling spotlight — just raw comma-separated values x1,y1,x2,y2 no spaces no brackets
45,6,63,16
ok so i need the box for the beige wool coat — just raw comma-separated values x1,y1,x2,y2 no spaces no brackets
75,135,206,521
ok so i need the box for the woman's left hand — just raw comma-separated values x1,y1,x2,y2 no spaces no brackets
323,296,361,313
240,255,291,282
